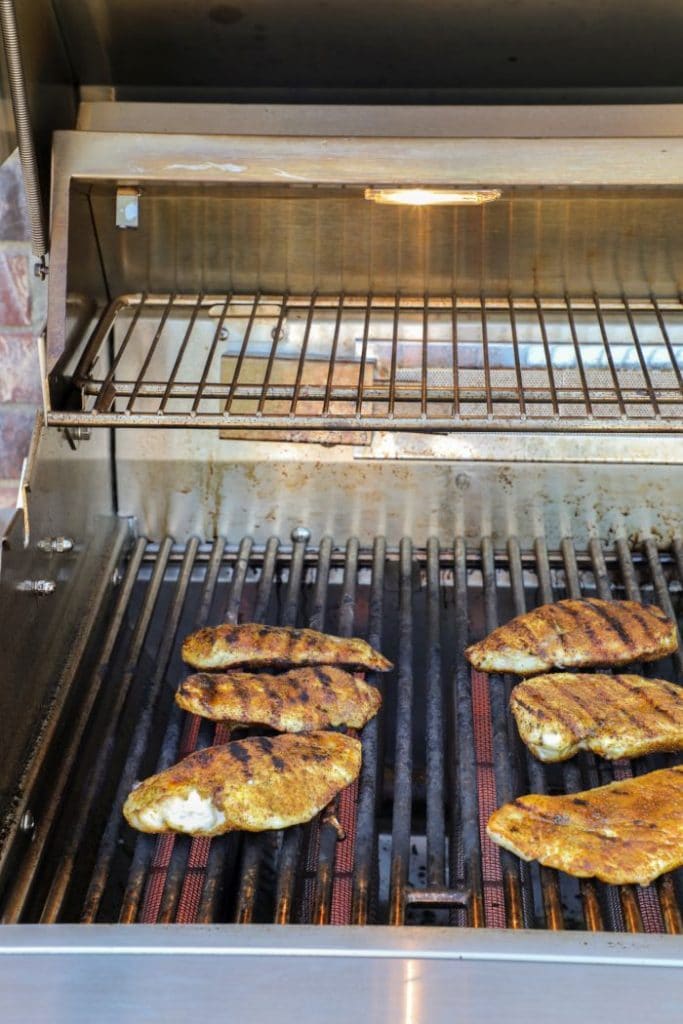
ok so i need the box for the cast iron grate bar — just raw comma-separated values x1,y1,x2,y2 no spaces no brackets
58,293,683,431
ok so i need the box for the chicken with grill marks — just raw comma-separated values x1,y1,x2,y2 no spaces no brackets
182,623,393,673
510,672,683,762
487,765,683,886
123,731,361,836
176,666,381,732
465,598,677,676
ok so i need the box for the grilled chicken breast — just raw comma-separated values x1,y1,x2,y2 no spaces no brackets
511,672,683,762
182,623,393,673
487,766,683,886
176,666,382,732
123,731,361,836
466,598,677,676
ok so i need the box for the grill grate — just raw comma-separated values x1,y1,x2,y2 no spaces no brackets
1,533,682,931
55,293,683,431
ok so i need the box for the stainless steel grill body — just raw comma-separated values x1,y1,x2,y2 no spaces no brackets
3,37,683,1014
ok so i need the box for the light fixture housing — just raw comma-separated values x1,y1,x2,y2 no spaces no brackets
363,187,502,206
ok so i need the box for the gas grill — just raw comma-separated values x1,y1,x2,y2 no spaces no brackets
1,1,683,1019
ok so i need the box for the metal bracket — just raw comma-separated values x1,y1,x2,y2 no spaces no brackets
115,187,140,229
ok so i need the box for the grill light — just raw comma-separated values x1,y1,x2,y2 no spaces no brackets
363,187,501,206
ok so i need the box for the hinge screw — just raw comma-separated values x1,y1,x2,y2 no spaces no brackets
16,579,56,594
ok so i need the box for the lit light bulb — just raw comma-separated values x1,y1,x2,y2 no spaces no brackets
363,187,501,206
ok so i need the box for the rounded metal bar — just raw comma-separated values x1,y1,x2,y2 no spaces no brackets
36,537,174,924
352,536,387,925
77,537,198,924
425,537,446,888
119,538,227,924
480,538,525,930
508,537,564,931
312,537,359,924
275,533,332,925
450,536,485,928
534,537,604,933
389,537,415,926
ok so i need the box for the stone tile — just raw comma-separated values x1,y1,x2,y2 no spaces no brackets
0,249,30,327
0,331,41,402
0,403,36,478
0,151,30,242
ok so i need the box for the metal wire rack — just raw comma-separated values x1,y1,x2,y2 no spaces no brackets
58,293,683,431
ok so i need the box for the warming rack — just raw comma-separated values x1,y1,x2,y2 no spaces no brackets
53,293,683,431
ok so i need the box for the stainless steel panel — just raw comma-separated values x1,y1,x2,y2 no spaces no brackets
0,925,681,1024
84,188,683,303
75,102,683,138
111,427,683,546
42,1,683,98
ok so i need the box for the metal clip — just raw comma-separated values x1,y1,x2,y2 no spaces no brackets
115,187,140,229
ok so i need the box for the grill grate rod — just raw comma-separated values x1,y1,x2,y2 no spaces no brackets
507,538,564,930
614,537,680,935
451,537,485,927
560,538,623,931
192,538,281,924
481,538,526,928
351,537,387,925
295,536,334,922
233,531,308,924
534,538,604,931
389,538,415,925
311,537,358,925
171,537,254,923
78,537,198,923
271,532,320,924
119,537,227,923
34,536,174,924
588,537,665,934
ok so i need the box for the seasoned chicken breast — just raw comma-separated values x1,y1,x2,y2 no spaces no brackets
123,731,361,836
182,623,393,673
511,672,683,762
466,598,677,676
176,666,382,732
487,766,683,886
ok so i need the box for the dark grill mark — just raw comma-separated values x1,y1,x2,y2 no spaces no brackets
255,737,274,754
271,755,286,772
231,743,251,765
614,676,680,725
585,600,635,651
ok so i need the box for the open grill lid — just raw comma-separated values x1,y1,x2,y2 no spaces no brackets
3,0,683,265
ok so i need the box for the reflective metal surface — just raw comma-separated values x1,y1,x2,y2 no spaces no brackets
0,925,681,1024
